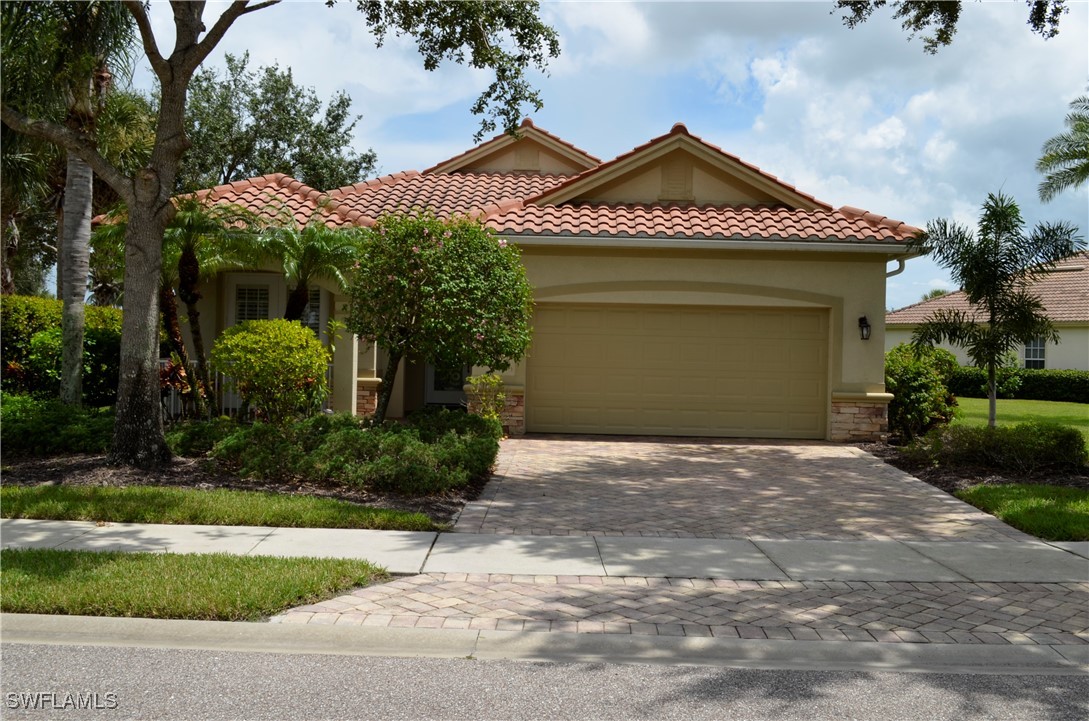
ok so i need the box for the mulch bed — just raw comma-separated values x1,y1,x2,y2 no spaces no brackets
856,442,1089,494
3,442,1085,527
0,453,487,526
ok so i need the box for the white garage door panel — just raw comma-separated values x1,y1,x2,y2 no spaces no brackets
527,305,828,438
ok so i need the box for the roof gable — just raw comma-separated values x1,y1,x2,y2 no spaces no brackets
424,118,600,176
527,123,832,211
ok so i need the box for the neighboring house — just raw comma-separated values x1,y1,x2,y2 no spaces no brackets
885,251,1089,371
192,120,920,441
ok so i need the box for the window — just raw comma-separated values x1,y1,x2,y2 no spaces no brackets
302,287,322,335
235,286,269,322
1024,338,1045,369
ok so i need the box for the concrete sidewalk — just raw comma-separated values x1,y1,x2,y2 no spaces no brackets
3,518,1086,582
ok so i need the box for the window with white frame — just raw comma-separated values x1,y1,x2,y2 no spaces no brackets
302,287,322,335
235,286,269,322
1024,338,1045,369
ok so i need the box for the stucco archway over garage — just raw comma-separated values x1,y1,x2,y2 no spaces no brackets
526,304,829,439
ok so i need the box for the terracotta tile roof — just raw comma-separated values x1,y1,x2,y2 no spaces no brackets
328,171,570,220
194,173,369,228
886,251,1089,324
526,123,835,211
423,118,600,174
483,203,921,244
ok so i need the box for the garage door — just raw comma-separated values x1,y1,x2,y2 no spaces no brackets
526,304,828,438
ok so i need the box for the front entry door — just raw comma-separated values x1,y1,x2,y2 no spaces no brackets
424,363,470,406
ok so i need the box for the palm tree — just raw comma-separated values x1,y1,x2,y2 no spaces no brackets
912,192,1084,426
257,211,364,322
94,197,261,416
1,1,136,406
1038,95,1089,203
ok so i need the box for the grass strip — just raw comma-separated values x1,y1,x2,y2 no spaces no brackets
952,398,1089,443
0,485,438,531
0,548,385,621
955,484,1089,542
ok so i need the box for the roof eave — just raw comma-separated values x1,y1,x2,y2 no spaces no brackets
506,234,915,254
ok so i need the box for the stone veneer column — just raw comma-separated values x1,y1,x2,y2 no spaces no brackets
356,378,382,417
829,392,892,442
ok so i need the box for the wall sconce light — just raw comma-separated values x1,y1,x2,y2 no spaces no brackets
858,316,871,341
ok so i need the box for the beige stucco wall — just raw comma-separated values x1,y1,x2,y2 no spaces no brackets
886,324,1089,371
491,247,891,411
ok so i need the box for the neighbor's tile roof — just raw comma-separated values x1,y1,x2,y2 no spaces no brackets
328,171,570,220
484,203,921,243
886,252,1089,324
195,173,368,228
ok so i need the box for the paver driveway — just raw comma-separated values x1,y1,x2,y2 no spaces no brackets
454,437,1030,541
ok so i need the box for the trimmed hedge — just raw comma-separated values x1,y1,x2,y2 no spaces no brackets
0,393,114,456
0,295,123,404
907,422,1088,475
949,367,1089,404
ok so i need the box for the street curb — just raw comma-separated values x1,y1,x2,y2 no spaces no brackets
3,614,1086,676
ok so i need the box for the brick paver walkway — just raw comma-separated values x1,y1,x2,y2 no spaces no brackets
454,438,1031,541
273,574,1089,645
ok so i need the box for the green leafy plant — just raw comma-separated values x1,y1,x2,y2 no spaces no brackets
884,344,958,440
165,417,237,457
25,325,122,407
0,393,114,456
466,373,506,422
346,212,534,422
210,319,330,425
949,368,1089,404
909,421,1088,475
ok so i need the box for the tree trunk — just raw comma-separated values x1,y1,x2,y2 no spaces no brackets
177,245,210,417
60,152,92,406
109,206,171,468
374,347,403,423
284,282,310,322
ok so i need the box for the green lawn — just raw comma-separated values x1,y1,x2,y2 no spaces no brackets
955,484,1089,542
0,485,439,531
0,548,384,620
953,397,1089,442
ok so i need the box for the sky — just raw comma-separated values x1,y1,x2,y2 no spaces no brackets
131,0,1089,312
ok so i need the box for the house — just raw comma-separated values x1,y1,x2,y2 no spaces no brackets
885,251,1089,371
190,121,920,441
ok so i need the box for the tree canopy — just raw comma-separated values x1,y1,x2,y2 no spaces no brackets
176,52,376,193
836,1,1069,53
346,212,534,422
1,0,559,467
911,192,1084,425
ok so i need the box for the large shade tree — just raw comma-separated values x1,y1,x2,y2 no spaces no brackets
1,1,137,407
911,192,1084,426
177,52,376,193
836,1,1069,53
2,0,559,468
346,212,534,423
1037,95,1089,203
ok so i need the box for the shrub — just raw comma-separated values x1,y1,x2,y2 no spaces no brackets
210,422,305,480
465,373,505,421
947,364,1022,400
1,295,123,403
885,344,958,440
0,393,114,456
407,405,503,442
165,417,237,457
25,325,123,406
951,367,1089,404
350,429,470,495
210,319,330,425
911,422,1088,475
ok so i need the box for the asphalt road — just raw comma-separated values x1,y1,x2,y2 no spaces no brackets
2,643,1086,721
